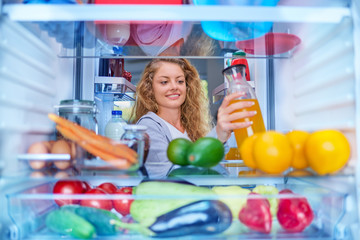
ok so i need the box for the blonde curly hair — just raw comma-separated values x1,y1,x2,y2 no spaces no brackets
132,58,212,141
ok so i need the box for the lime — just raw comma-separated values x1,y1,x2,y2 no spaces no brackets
187,137,224,168
167,138,193,166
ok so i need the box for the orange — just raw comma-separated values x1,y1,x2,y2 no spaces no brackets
286,169,314,177
253,131,293,174
286,130,310,169
239,133,261,169
305,129,351,175
238,169,262,177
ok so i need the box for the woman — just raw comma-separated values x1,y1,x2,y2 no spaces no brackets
132,58,257,178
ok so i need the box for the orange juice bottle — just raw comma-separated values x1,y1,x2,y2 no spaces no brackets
222,63,266,151
231,98,266,148
225,147,241,160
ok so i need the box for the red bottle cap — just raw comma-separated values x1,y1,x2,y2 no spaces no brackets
231,58,251,81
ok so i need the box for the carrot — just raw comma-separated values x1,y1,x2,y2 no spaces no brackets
55,124,137,163
49,113,137,161
49,113,110,143
56,126,132,169
74,126,137,161
49,113,137,159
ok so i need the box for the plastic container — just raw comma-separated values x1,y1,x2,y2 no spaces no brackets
6,179,347,239
222,63,266,148
105,110,127,141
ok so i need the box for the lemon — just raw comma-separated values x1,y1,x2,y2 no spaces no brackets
286,130,310,169
167,138,193,166
239,133,261,169
305,129,351,175
253,131,293,174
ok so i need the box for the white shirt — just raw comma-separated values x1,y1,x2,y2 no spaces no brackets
158,117,191,141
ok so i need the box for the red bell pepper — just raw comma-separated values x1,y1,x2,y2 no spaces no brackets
239,192,272,234
277,189,314,232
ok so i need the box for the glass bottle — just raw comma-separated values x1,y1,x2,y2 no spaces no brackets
121,125,150,165
222,63,266,150
104,110,127,141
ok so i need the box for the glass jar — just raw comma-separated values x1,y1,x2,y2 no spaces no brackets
121,125,150,165
55,100,98,170
57,99,98,136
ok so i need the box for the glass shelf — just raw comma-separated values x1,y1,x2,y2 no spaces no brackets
1,3,352,58
2,4,350,22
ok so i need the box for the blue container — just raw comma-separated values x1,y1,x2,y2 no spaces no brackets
193,0,279,42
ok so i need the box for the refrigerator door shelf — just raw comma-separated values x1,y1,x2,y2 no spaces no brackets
94,76,136,101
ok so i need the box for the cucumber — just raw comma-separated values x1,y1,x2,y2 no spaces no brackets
45,209,96,239
61,205,155,237
61,205,120,236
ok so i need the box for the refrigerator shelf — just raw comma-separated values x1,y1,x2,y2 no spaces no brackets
17,154,71,161
2,4,350,23
6,179,347,239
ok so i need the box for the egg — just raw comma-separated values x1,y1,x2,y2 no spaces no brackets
30,171,46,178
70,141,77,160
27,141,50,170
28,141,49,154
54,170,70,179
51,140,72,170
42,141,53,152
54,160,72,170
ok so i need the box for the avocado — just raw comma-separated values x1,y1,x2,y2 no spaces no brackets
167,138,193,166
187,137,225,168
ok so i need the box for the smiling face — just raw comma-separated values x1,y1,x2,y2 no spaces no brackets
152,61,187,114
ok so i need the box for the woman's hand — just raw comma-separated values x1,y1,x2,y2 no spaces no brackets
216,92,257,143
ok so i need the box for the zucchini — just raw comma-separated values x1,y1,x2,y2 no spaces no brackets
61,205,120,236
130,181,215,227
45,209,95,239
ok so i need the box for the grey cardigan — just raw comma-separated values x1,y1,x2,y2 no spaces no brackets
137,112,228,178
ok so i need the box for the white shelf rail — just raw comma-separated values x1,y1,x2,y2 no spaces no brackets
2,5,351,23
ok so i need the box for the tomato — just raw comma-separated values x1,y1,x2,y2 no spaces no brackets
277,189,314,232
113,187,133,216
53,180,87,206
239,192,272,234
82,181,92,192
97,182,118,194
80,188,113,211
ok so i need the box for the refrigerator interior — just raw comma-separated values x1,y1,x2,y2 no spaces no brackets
0,0,360,239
